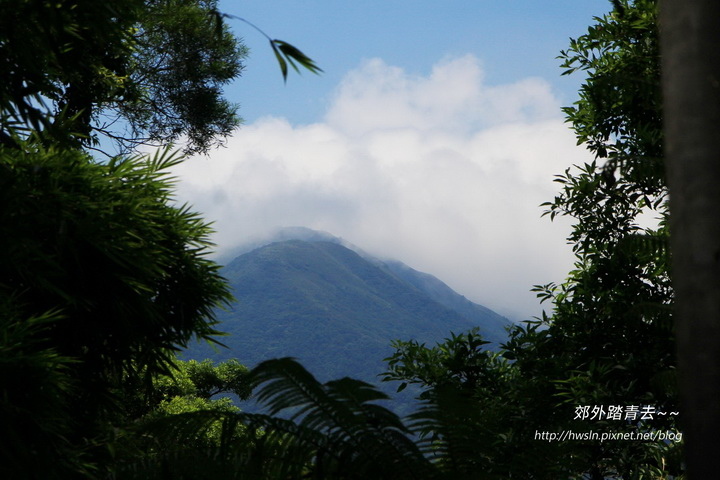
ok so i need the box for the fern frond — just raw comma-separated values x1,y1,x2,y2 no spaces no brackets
249,357,436,479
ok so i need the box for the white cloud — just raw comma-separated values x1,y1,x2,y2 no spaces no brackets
171,55,588,320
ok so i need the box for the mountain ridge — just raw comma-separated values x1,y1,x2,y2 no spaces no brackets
223,227,511,333
185,230,511,413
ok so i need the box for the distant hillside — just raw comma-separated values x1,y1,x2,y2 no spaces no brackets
220,227,511,343
379,260,510,344
184,231,511,413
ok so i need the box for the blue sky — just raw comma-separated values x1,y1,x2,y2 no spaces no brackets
172,1,613,320
220,1,609,124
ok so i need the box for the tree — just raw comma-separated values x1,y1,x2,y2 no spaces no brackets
112,358,253,478
1,4,240,475
0,145,232,478
0,0,141,145
125,358,437,480
0,308,90,477
542,2,680,476
117,358,251,419
381,2,683,478
383,330,562,478
0,0,247,154
520,3,680,476
659,0,720,477
108,2,679,478
1,1,323,475
102,0,249,154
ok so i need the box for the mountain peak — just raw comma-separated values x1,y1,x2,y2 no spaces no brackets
268,226,341,243
198,234,510,365
221,226,356,260
187,234,512,414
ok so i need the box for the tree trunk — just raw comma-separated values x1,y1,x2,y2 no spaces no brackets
659,1,720,477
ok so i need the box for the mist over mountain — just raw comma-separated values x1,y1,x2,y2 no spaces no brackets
223,227,512,336
185,228,511,412
219,226,368,260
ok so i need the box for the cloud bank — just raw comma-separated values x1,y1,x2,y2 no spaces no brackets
171,55,588,320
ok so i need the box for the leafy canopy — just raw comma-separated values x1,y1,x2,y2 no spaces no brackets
380,1,681,478
0,0,247,154
147,3,678,478
0,1,321,478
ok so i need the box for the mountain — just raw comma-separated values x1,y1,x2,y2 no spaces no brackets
221,227,511,344
379,260,511,345
184,230,511,412
219,226,373,261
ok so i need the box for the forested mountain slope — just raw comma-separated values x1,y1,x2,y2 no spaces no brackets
186,236,510,393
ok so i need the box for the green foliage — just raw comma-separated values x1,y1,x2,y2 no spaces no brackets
224,15,324,83
380,1,682,478
183,358,252,399
0,0,144,145
0,143,232,476
112,358,436,479
146,396,245,454
0,1,321,477
185,239,509,420
0,307,94,478
383,328,500,395
0,0,247,154
114,0,249,154
1,144,230,378
539,0,674,425
559,0,662,186
150,358,252,401
241,358,437,479
269,39,324,82
112,358,253,478
384,328,577,479
117,358,251,420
